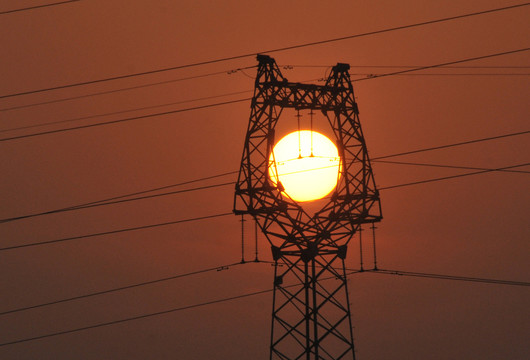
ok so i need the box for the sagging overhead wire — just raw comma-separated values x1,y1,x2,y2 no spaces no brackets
0,130,527,225
0,212,233,251
0,98,251,142
0,268,362,347
359,72,530,76
378,162,530,190
0,89,253,134
351,48,530,82
0,2,528,99
0,66,256,113
0,173,237,223
367,268,530,286
3,65,526,133
284,64,530,69
0,284,273,348
1,47,529,143
3,68,528,136
0,261,243,316
1,267,527,348
2,161,528,251
0,0,80,16
372,159,530,173
372,130,530,160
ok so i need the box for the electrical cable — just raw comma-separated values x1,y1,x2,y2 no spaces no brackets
351,48,530,82
0,267,362,347
285,65,530,69
372,159,530,173
378,162,530,190
1,266,526,347
2,160,528,251
0,157,522,225
2,68,526,135
0,90,252,134
2,69,526,134
361,73,530,76
0,98,251,142
3,67,524,125
1,2,527,99
367,268,530,286
0,212,233,251
0,179,236,223
0,66,256,113
1,130,527,225
0,287,273,348
1,48,528,143
0,0,80,15
372,130,530,160
0,262,242,316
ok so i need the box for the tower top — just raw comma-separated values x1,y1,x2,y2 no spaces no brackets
256,54,350,71
333,63,350,72
256,54,275,64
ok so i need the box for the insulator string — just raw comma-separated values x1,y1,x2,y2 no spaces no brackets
297,109,302,158
371,223,378,270
254,218,259,262
309,111,314,157
359,226,364,271
240,215,246,263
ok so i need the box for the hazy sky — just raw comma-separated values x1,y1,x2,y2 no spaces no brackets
1,1,529,359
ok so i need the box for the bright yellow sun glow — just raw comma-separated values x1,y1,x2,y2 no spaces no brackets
269,130,341,202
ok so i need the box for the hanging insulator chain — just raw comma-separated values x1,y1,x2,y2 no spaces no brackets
296,109,302,158
309,110,315,157
240,215,246,263
254,219,259,262
371,222,378,270
358,226,364,271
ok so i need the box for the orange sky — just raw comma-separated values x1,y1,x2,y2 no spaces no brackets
1,1,529,359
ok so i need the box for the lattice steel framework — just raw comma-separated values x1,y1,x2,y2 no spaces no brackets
234,55,382,359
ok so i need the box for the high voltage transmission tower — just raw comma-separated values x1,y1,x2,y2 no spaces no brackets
234,55,382,359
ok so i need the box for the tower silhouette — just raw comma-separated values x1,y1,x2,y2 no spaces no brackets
234,55,382,359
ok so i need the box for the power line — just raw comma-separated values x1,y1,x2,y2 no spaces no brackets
369,268,530,286
0,285,273,348
372,159,530,173
0,262,242,316
351,48,530,82
3,64,527,136
354,73,530,76
2,47,529,143
0,267,360,347
1,266,526,347
286,64,530,69
0,66,256,113
0,179,236,223
372,130,530,160
1,2,527,99
3,66,524,120
0,212,233,251
1,68,526,118
1,158,524,226
0,90,252,134
0,0,80,15
2,161,528,251
1,130,527,225
379,162,530,190
0,98,251,142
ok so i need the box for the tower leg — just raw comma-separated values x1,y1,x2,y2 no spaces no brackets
270,249,356,360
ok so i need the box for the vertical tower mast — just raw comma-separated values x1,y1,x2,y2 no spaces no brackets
234,55,382,359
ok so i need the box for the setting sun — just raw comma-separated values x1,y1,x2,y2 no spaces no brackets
268,130,341,202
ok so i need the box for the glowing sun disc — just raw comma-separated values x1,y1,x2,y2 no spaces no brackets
269,130,341,202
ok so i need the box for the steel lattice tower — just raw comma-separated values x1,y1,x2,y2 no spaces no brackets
234,55,382,359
